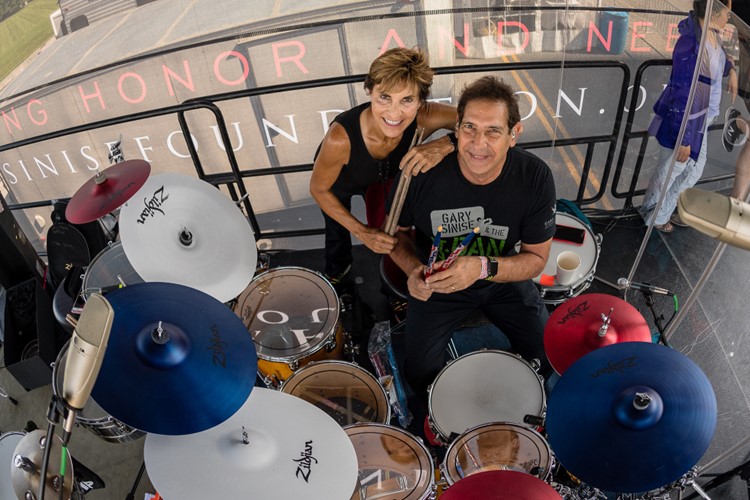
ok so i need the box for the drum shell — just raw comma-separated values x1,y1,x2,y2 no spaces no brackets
344,423,435,500
281,360,391,426
82,242,143,299
234,267,345,386
53,342,145,443
0,432,24,500
441,422,553,485
532,212,601,305
427,350,545,442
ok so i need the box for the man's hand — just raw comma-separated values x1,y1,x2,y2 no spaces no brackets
424,256,482,293
676,144,691,163
356,227,397,254
406,265,432,301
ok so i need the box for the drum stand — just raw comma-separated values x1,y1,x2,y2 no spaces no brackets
0,385,19,405
638,289,672,348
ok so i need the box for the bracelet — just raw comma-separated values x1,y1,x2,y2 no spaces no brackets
478,256,489,279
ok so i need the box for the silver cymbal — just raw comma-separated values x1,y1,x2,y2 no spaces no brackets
10,430,75,500
144,388,358,500
119,173,257,302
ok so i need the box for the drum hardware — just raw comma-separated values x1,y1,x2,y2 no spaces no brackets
544,293,651,375
0,385,18,405
10,430,75,500
145,388,358,500
119,173,257,303
90,282,258,435
546,342,716,494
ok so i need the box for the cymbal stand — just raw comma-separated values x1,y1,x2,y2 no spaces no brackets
681,434,750,499
0,384,19,405
640,467,710,500
636,289,672,348
125,461,146,500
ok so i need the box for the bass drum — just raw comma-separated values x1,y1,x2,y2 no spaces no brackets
53,341,145,443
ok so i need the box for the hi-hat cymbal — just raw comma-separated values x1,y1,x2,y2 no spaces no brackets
119,173,257,303
440,470,562,499
546,342,717,493
144,388,359,500
544,293,651,374
10,430,75,500
90,282,257,435
66,159,151,224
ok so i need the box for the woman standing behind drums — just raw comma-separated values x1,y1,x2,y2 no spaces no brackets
310,47,457,284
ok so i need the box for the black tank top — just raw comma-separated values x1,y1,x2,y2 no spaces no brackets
327,102,418,195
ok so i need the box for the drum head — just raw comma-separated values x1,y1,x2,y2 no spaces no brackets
234,267,339,363
83,242,143,298
0,432,24,500
443,423,551,485
429,351,545,440
281,361,390,426
345,423,434,500
534,212,597,291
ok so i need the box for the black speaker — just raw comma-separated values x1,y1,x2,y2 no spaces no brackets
0,196,44,290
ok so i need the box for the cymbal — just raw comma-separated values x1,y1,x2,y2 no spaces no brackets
546,342,716,493
90,282,257,435
66,159,151,224
440,470,562,499
119,173,257,303
144,388,359,500
10,430,75,500
544,293,651,374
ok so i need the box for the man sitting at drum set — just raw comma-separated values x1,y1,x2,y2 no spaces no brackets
387,75,557,431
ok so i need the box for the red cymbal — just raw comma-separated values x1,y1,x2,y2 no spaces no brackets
544,293,651,374
441,470,562,500
66,160,151,224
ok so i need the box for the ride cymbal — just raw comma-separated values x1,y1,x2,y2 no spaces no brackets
11,430,75,500
144,388,358,500
546,342,717,493
90,282,257,435
544,293,651,374
119,173,257,303
440,470,562,500
66,159,151,224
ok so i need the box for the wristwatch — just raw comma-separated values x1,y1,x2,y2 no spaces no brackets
485,257,498,280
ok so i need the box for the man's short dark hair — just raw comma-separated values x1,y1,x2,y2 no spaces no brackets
457,76,521,130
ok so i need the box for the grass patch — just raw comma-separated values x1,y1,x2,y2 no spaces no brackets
0,0,59,83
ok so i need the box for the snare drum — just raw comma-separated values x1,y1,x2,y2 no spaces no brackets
234,267,345,387
345,423,435,500
53,342,145,443
533,212,601,305
0,432,24,500
281,361,390,426
428,350,545,443
82,242,143,299
442,422,553,486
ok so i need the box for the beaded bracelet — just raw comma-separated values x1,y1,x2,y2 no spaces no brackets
478,256,489,280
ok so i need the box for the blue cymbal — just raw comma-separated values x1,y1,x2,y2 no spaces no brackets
546,342,716,494
91,282,257,435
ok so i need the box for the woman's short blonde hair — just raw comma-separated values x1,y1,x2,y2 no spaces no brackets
364,47,434,101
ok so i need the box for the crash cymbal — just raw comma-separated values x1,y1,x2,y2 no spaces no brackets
144,388,358,500
10,430,75,500
66,159,151,224
90,282,257,435
546,342,716,493
119,173,257,303
440,470,562,500
544,293,651,374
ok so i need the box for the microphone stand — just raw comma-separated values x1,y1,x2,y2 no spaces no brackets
639,288,672,348
38,394,67,500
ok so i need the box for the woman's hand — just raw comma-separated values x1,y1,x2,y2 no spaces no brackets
356,226,397,254
399,135,454,176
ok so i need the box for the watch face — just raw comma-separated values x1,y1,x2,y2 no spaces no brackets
489,258,499,277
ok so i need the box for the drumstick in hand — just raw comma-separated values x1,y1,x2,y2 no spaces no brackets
424,226,443,279
383,127,425,235
436,227,480,272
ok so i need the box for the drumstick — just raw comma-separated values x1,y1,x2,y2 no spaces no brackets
299,390,373,423
383,127,425,235
434,227,480,272
424,226,443,279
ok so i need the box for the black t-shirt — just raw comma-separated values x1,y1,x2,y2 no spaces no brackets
396,147,556,264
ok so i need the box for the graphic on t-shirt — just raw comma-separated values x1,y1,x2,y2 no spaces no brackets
430,207,508,240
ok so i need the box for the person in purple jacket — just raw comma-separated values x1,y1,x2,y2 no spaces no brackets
641,0,737,232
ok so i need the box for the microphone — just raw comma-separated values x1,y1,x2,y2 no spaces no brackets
617,278,673,296
61,293,114,436
678,188,750,251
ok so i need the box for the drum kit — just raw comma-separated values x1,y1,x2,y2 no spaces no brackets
4,151,721,500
